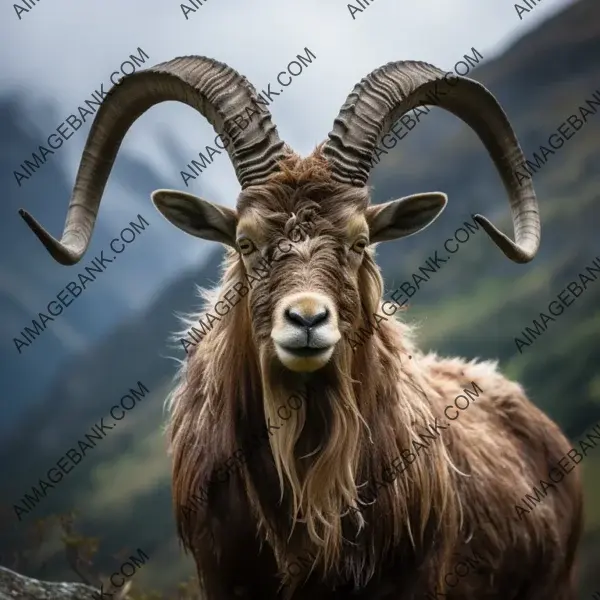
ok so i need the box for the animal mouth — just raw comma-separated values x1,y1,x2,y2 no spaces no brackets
279,345,332,358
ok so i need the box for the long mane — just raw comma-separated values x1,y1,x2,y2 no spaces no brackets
166,151,463,593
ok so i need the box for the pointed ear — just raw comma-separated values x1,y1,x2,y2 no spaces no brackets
151,189,238,248
366,192,448,243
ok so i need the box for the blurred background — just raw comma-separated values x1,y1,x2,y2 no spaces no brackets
1,0,599,597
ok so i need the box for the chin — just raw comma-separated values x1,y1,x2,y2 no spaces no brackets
274,344,335,373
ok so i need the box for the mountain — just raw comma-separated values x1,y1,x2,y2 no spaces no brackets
0,94,209,436
1,1,599,597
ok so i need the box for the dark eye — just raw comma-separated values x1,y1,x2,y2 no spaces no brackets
237,237,256,255
351,238,368,253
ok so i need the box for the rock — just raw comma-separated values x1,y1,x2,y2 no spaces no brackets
0,566,100,600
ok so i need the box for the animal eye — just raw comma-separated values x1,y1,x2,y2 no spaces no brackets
237,237,256,255
351,238,368,253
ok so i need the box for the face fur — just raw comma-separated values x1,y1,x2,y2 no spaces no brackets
151,154,447,375
235,193,372,373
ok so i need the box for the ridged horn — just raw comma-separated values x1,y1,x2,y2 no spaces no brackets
322,60,540,263
19,55,288,265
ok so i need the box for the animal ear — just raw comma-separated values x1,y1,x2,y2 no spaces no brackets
151,189,238,248
366,192,448,243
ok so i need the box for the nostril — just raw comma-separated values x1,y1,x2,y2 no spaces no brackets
285,307,329,328
310,308,329,327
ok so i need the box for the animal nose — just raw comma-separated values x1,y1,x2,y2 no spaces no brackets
285,305,329,328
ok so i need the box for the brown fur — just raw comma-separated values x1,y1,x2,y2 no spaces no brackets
166,147,583,599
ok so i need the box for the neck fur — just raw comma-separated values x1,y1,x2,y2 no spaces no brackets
168,255,462,591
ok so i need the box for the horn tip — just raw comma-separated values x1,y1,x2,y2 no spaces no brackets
19,208,37,232
19,208,81,266
473,213,538,264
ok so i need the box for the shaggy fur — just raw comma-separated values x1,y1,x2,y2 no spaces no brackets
166,147,583,599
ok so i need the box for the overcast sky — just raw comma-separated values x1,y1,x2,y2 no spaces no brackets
0,0,569,314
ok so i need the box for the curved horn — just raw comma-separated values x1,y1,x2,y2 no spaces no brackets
322,61,540,263
19,56,288,265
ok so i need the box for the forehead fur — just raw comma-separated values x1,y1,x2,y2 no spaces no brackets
236,145,370,239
